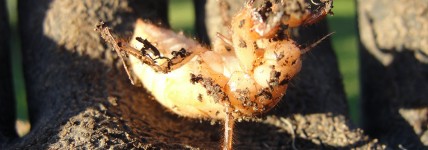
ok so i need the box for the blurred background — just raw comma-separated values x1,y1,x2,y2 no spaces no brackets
6,0,358,136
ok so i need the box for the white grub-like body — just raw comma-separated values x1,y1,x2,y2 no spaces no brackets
96,1,333,149
130,20,230,119
129,16,301,120
125,0,335,121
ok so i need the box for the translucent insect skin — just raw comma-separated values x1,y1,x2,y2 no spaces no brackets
97,0,333,149
130,19,302,120
127,0,333,121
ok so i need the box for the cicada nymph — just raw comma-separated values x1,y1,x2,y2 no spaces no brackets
97,0,332,149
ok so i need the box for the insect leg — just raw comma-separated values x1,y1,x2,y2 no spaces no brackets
134,37,196,73
136,37,161,58
96,22,138,85
300,32,334,54
95,22,170,74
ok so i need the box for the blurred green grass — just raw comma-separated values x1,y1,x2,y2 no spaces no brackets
10,0,360,136
169,0,195,35
7,0,30,136
326,1,360,123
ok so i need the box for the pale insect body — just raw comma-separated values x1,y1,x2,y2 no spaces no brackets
130,21,230,119
97,0,333,149
129,19,301,120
